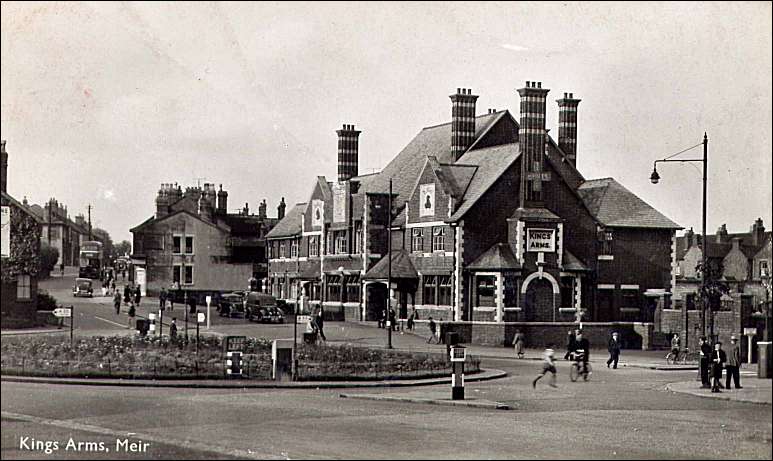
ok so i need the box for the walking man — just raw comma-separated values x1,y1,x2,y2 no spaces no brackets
711,341,727,393
699,336,712,388
113,290,121,315
123,284,131,304
725,335,743,390
159,287,167,312
427,316,438,344
314,308,327,342
169,318,178,342
607,331,621,369
564,330,576,361
127,302,136,330
134,284,142,307
407,309,416,330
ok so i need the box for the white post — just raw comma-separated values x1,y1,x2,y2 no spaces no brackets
748,335,754,365
206,295,212,330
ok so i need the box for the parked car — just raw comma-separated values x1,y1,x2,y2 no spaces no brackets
218,292,246,318
72,278,93,297
244,292,284,323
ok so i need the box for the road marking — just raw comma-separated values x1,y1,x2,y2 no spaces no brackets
1,411,284,460
93,316,128,328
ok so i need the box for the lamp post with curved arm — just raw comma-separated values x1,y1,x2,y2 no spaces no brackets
650,133,709,339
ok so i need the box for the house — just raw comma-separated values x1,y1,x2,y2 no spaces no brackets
267,82,682,348
129,183,279,299
1,140,44,328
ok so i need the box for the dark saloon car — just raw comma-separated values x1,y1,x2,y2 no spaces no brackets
218,292,246,318
244,292,284,323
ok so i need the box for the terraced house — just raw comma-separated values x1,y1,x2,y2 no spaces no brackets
267,82,682,346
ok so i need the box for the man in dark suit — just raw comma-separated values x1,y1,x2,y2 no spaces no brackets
710,341,727,393
607,332,621,369
699,336,712,388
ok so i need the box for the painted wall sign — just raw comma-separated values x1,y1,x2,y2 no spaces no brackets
527,228,556,252
332,183,347,223
419,183,435,217
312,199,324,227
1,206,9,257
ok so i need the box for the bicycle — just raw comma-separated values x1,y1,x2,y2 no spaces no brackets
666,348,700,365
569,350,592,382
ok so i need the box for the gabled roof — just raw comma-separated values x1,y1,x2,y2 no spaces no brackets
448,143,521,222
577,178,682,229
1,191,43,223
26,203,45,220
467,243,521,271
563,250,590,272
129,209,228,233
265,203,306,239
363,250,418,280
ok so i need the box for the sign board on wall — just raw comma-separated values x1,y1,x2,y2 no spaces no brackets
527,228,556,252
332,183,347,223
1,206,9,257
312,199,324,227
419,184,435,217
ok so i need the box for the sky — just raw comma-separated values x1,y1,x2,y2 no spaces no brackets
1,1,771,243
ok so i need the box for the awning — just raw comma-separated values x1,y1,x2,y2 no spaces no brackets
363,250,418,280
467,243,521,272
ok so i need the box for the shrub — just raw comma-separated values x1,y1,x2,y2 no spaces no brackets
36,290,58,311
39,242,59,277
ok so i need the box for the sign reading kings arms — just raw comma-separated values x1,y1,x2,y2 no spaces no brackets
527,228,556,253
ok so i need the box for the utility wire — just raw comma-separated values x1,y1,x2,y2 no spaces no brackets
663,141,703,160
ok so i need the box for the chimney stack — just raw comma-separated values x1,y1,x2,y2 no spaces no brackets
556,92,581,166
1,140,7,193
751,218,766,246
258,199,267,220
217,184,228,215
716,224,728,243
684,227,695,249
337,124,361,182
517,80,550,207
450,88,479,160
156,183,171,219
277,197,286,220
243,202,249,215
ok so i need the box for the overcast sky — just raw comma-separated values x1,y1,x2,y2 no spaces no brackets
2,1,771,243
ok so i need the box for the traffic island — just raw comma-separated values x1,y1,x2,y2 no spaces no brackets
665,379,772,405
339,391,512,410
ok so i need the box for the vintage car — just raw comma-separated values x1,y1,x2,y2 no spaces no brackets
218,292,246,318
72,278,94,297
244,292,284,323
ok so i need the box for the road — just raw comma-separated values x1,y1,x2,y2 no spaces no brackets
2,274,770,459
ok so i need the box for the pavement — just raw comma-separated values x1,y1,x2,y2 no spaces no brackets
339,390,512,410
666,377,772,405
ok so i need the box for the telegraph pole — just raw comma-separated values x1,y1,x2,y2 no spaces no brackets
87,204,93,240
386,178,393,349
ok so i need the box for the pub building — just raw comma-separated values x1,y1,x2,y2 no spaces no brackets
267,82,681,347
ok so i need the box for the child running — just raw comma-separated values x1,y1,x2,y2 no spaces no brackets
532,347,558,388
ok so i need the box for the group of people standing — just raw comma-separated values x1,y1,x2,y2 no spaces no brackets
112,283,142,329
698,335,743,393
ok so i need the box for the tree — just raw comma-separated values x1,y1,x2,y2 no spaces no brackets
91,227,114,261
39,241,59,277
114,240,132,258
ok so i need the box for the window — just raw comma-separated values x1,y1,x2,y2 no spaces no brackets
412,228,424,253
475,275,497,307
621,289,639,309
173,265,182,285
308,236,319,257
327,275,342,302
423,276,437,305
438,275,452,306
290,239,299,258
185,236,194,254
173,236,182,254
686,293,697,310
354,222,363,254
760,260,770,278
560,277,575,308
344,275,360,303
184,266,193,285
503,274,519,307
16,275,31,300
600,230,613,255
334,231,347,254
279,242,286,258
432,227,445,252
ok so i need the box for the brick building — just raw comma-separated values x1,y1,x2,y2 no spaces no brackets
130,183,279,298
667,219,772,358
23,198,92,267
267,82,682,347
1,140,43,328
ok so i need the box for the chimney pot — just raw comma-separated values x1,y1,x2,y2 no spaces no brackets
569,92,573,98
537,82,542,88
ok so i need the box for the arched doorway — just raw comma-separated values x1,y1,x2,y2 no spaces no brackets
524,278,554,322
366,282,388,321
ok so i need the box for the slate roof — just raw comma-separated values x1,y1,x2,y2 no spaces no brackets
1,191,43,223
363,250,419,280
563,250,590,272
448,143,521,222
265,203,307,239
467,243,521,271
577,178,682,229
675,231,771,262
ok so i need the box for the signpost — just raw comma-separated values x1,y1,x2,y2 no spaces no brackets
744,327,757,365
223,336,246,378
205,295,212,330
195,311,205,354
450,345,466,400
54,306,74,346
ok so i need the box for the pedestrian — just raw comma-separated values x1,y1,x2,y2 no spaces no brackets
725,335,743,390
564,330,576,360
110,279,116,295
407,309,416,330
134,285,142,307
532,347,558,388
711,341,727,393
427,316,438,344
607,331,621,369
513,330,525,359
123,284,131,304
159,287,167,311
59,262,65,277
389,307,397,331
314,308,327,342
670,333,681,360
113,290,121,315
379,309,386,329
188,295,197,315
101,280,108,297
699,336,712,388
169,318,178,342
127,301,136,329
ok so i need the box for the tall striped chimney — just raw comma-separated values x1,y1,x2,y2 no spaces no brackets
450,88,479,160
337,124,361,182
557,92,581,166
517,81,550,207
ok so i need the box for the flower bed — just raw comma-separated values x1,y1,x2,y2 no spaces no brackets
0,335,479,381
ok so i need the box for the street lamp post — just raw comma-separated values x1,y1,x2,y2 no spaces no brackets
386,178,393,349
651,133,709,340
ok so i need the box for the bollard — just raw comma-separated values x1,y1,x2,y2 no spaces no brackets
450,345,466,400
759,342,772,379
